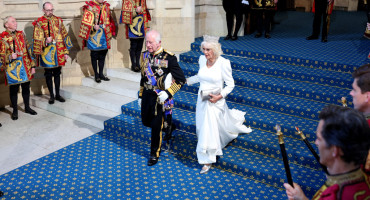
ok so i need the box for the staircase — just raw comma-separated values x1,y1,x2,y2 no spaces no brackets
104,36,356,198
23,11,368,199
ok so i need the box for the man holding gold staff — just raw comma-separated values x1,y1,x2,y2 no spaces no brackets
33,2,72,104
79,0,116,83
0,16,37,120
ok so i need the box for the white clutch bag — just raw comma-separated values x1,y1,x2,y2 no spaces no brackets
200,88,221,101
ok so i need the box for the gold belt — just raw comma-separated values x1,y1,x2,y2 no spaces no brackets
144,83,159,91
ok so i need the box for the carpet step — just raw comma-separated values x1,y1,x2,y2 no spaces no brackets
0,129,288,199
104,114,324,198
181,83,326,120
180,51,352,89
122,94,319,142
180,62,351,106
30,95,117,129
81,76,139,98
106,113,320,171
189,37,361,73
60,86,135,113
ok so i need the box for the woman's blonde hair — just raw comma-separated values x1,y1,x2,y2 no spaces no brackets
200,35,223,59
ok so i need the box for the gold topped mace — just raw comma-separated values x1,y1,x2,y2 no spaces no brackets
274,124,294,187
295,126,328,174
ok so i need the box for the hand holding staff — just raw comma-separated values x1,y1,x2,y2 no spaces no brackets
274,124,294,187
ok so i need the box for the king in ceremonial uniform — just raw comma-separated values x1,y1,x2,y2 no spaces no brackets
138,30,186,166
120,0,151,72
79,0,116,83
0,16,37,120
33,2,72,104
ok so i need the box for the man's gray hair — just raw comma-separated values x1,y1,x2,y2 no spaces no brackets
3,16,12,29
146,30,161,43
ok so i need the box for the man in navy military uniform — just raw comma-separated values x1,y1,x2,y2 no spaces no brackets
138,30,186,166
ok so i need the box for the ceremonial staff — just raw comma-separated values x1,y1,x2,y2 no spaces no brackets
274,124,294,187
295,126,328,174
48,20,51,38
341,97,347,107
12,38,16,53
97,8,102,25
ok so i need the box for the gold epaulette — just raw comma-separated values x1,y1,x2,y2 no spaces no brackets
163,49,174,56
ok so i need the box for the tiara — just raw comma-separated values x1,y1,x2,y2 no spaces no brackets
203,35,220,43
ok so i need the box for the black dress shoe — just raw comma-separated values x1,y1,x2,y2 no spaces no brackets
321,37,328,43
131,66,140,72
255,33,262,38
25,108,37,115
100,76,110,81
49,96,55,104
224,35,231,40
147,156,159,166
231,35,238,41
0,190,4,197
306,35,319,40
95,77,101,83
55,95,66,102
11,111,18,120
265,33,271,39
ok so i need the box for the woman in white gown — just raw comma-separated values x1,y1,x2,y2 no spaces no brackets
187,35,252,174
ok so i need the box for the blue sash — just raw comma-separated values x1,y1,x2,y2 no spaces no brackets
40,43,59,68
128,14,145,38
144,52,157,86
6,57,29,85
87,26,107,51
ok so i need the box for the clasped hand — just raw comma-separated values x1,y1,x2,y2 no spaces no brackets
11,53,17,60
209,93,222,103
46,37,53,44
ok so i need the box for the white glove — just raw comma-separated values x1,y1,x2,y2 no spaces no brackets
242,0,249,5
138,98,142,107
158,91,169,104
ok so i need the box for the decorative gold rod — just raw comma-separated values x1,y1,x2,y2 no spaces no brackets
274,124,293,187
295,126,328,174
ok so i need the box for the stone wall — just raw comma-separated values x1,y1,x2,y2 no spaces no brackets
0,0,195,108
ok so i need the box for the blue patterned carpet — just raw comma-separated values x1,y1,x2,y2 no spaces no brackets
1,11,369,199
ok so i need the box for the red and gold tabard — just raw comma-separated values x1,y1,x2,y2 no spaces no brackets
78,0,116,49
120,0,151,39
32,15,71,67
312,168,370,200
0,30,34,85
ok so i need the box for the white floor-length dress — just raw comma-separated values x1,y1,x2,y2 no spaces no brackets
187,55,252,164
